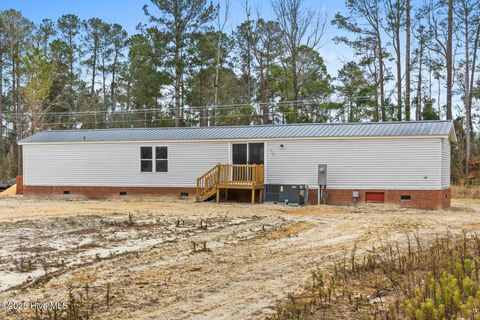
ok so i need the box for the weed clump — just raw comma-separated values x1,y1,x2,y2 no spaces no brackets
267,231,480,320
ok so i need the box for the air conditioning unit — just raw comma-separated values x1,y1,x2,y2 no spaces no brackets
264,184,281,202
265,184,308,206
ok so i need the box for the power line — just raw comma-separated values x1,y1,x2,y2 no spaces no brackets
5,91,466,119
0,99,354,118
12,108,337,128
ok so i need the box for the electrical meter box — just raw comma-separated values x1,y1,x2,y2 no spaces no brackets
318,164,327,185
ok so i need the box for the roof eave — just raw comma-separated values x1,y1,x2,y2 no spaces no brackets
18,134,453,145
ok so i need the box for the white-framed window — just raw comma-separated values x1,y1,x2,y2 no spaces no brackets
155,147,168,172
140,146,153,172
140,146,168,172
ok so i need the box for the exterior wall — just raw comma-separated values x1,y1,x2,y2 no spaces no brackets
266,138,443,190
22,136,451,209
441,138,451,189
23,142,229,187
307,188,451,210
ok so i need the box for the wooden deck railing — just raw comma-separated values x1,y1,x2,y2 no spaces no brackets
196,164,220,201
196,164,264,202
217,164,264,188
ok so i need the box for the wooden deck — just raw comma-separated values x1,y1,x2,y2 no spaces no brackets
196,164,264,204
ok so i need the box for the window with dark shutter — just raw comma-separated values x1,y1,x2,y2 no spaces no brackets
155,147,168,172
140,147,153,172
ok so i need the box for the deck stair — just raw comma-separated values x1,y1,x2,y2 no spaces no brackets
196,164,264,204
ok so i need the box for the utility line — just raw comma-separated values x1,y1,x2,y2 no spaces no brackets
0,98,365,118
11,109,336,128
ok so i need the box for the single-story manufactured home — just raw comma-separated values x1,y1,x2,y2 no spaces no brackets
18,120,456,209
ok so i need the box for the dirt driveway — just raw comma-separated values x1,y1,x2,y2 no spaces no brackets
0,196,479,319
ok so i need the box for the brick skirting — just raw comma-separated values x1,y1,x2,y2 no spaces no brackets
24,185,451,210
24,185,197,200
16,175,23,195
308,188,451,210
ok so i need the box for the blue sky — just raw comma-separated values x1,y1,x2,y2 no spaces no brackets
0,0,352,76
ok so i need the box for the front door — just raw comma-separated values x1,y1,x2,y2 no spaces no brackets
248,143,264,165
232,143,264,182
232,143,264,164
232,144,248,164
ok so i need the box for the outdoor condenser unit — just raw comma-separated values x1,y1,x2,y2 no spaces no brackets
280,185,307,205
264,184,281,202
264,184,308,205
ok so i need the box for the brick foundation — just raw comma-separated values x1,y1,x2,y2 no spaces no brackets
16,175,23,195
24,185,262,203
24,185,451,210
24,185,197,200
308,188,450,210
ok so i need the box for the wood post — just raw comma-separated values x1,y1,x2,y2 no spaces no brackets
216,188,220,203
196,178,199,202
251,188,255,204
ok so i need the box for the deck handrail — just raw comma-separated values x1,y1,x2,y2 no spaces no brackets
196,164,264,201
196,164,220,201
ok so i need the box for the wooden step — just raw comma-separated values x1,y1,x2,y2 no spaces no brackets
196,187,217,202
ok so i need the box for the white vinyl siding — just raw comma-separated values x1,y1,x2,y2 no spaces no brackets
23,137,448,191
441,138,451,189
23,142,229,187
265,138,442,190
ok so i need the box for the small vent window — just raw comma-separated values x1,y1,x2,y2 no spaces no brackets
63,190,70,195
401,195,411,201
119,192,127,196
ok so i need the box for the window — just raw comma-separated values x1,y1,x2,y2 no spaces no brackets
140,147,153,172
400,195,411,201
155,147,168,172
140,146,168,172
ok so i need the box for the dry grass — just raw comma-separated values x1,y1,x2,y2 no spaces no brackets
268,231,480,320
452,185,480,199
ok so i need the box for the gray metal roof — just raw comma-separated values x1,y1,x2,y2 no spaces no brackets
18,121,456,144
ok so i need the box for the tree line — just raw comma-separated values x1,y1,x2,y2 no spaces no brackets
0,0,476,183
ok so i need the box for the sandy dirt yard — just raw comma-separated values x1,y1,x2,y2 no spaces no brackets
0,196,479,319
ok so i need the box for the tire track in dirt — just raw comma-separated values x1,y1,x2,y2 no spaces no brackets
1,199,480,319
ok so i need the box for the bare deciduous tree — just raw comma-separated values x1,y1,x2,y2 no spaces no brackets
455,0,480,176
405,0,411,121
272,0,326,121
385,0,405,121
